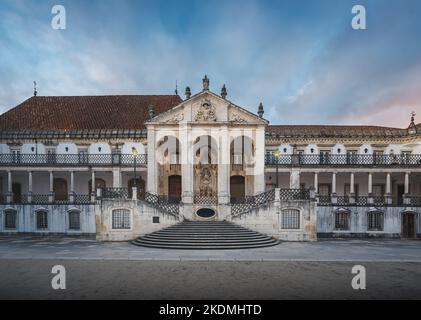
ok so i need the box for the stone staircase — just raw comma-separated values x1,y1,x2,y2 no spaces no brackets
131,221,280,249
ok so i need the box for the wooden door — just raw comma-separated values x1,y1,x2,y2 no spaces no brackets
53,178,68,201
12,183,22,204
230,175,245,203
168,175,181,203
397,184,405,206
402,213,416,238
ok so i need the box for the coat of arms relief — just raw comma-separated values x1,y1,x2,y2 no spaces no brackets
195,99,217,122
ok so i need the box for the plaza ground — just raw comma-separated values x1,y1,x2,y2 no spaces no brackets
0,237,421,299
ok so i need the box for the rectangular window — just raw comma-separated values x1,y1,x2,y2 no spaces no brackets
78,149,89,164
335,211,350,230
368,212,384,231
68,211,81,230
112,209,131,229
281,209,300,229
36,211,48,230
4,210,17,229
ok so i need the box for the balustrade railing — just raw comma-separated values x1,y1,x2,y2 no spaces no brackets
265,154,421,167
194,195,218,205
144,192,179,217
102,188,130,200
279,188,310,201
231,189,276,217
0,154,147,167
0,193,92,205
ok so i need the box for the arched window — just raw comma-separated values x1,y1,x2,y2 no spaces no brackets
335,209,350,231
36,210,48,230
4,209,17,230
112,209,131,230
68,210,81,230
367,211,384,231
281,209,300,229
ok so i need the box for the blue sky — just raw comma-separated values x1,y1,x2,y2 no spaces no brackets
0,0,420,127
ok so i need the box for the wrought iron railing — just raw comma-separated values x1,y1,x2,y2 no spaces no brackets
0,154,147,167
194,195,218,205
144,192,179,217
102,188,130,200
231,189,276,217
31,194,51,204
409,196,421,206
279,188,310,201
265,154,421,167
0,194,92,205
317,195,421,207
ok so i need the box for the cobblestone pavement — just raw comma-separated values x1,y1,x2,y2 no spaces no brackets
0,236,420,261
1,238,421,299
0,260,420,299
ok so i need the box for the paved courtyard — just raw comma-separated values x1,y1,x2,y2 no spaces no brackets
0,237,421,299
0,236,421,261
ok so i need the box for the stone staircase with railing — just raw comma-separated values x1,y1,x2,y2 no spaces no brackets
131,220,279,249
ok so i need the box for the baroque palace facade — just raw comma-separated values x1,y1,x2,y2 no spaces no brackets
0,76,420,244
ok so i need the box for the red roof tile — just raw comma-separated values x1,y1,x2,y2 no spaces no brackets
0,95,182,131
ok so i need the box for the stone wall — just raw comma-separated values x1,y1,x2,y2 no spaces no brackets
95,199,180,241
0,204,96,236
317,206,421,238
229,196,317,241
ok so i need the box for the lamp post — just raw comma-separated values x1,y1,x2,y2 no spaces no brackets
274,150,281,188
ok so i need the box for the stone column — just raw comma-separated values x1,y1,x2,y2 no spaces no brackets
367,172,373,204
49,171,54,203
313,172,318,194
290,169,301,189
181,125,193,204
253,128,266,194
404,172,411,205
70,171,75,203
404,172,410,194
146,126,158,194
28,171,33,204
217,125,230,204
91,170,96,201
385,172,392,204
6,170,12,203
349,172,355,204
112,168,121,188
331,172,337,204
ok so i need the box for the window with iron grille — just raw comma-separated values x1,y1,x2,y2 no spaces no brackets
4,209,17,229
36,211,48,230
335,210,350,230
281,209,300,229
68,210,81,230
367,211,384,231
112,209,131,229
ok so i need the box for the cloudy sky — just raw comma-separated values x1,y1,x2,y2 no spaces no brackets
0,0,420,127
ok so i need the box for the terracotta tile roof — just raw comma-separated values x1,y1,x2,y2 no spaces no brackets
0,95,182,131
266,125,409,138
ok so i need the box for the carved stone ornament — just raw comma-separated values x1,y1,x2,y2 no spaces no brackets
230,112,247,123
195,99,217,122
166,113,184,123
